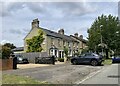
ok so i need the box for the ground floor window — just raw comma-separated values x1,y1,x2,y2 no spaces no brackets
49,48,59,57
49,48,65,58
59,50,64,58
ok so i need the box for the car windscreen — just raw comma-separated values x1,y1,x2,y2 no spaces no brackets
15,55,23,57
93,53,99,56
115,56,120,58
18,57,23,60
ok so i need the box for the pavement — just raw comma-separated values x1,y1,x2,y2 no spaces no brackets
77,64,119,84
2,63,104,84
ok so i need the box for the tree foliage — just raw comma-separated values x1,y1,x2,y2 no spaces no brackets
88,14,120,55
1,43,16,59
63,46,68,57
2,46,12,59
3,43,16,49
26,29,44,52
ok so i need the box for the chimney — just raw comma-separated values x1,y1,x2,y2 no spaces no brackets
79,35,83,39
74,33,78,37
32,18,39,28
58,29,64,35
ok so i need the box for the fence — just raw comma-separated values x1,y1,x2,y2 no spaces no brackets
15,52,48,63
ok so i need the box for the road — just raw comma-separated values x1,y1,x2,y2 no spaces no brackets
78,64,119,84
3,63,104,84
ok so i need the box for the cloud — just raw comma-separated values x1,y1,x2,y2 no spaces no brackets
9,29,22,35
1,2,48,17
8,28,29,35
1,2,96,18
1,40,11,45
51,2,96,17
1,2,25,16
26,2,47,13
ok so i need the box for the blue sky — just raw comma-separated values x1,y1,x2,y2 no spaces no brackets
0,0,119,47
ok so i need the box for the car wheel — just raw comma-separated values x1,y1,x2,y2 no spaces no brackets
91,60,98,66
112,61,114,64
72,60,78,65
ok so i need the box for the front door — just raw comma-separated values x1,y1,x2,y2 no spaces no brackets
55,50,57,57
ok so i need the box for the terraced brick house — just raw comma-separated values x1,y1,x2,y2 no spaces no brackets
24,19,87,58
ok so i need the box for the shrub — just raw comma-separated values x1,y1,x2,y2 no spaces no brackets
58,58,64,62
1,46,12,59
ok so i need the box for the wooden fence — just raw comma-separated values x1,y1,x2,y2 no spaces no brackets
15,52,48,63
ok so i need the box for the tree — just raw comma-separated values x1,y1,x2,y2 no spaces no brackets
1,46,12,59
88,14,120,56
26,29,44,52
63,46,68,62
81,48,89,54
3,43,16,49
64,46,68,57
1,43,16,59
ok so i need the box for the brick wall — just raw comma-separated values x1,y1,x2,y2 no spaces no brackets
0,58,13,70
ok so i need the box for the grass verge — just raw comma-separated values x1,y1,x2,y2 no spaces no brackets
103,59,112,65
2,74,48,84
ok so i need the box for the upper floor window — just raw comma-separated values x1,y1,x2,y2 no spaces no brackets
77,43,78,48
51,38,54,45
68,42,70,47
58,39,61,47
73,42,75,47
42,37,46,45
63,41,65,46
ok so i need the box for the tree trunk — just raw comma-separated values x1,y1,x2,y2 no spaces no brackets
105,49,109,59
64,56,67,63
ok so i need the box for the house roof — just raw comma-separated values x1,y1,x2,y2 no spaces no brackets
12,47,24,51
40,27,78,42
24,26,85,43
70,35,87,43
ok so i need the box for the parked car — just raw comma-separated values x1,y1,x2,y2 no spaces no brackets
71,53,104,66
35,56,55,64
15,55,29,64
112,56,120,63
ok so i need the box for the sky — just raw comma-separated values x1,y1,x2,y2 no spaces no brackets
0,0,119,47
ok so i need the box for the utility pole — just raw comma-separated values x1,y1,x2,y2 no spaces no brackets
100,25,103,56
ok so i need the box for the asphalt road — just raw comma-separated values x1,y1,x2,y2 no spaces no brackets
3,63,105,84
78,64,119,84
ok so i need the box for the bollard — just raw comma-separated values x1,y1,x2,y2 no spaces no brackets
51,56,55,65
13,56,17,69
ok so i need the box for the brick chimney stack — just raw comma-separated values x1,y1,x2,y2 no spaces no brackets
79,35,83,39
58,29,64,35
32,18,39,28
74,33,78,37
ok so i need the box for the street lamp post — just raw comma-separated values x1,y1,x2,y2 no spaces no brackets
100,25,103,56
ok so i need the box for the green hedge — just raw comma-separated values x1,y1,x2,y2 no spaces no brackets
58,58,64,62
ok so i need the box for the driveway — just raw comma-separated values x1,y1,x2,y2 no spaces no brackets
3,63,106,84
17,62,64,69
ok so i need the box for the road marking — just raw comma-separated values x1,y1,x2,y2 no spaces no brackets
74,66,108,84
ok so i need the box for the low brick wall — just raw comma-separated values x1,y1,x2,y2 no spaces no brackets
0,58,13,70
